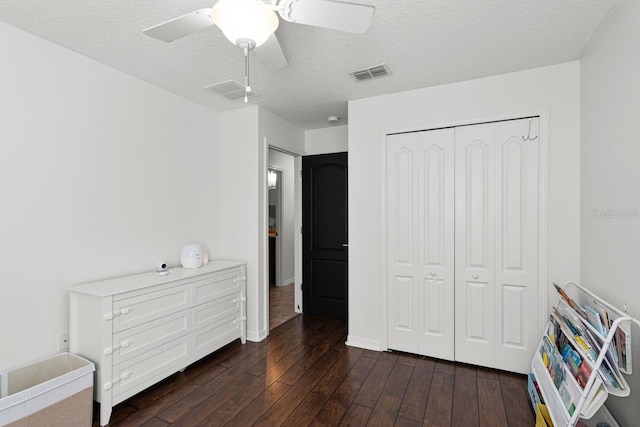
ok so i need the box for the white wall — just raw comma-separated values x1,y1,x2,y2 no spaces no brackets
260,108,305,324
581,0,640,423
347,62,581,350
305,125,348,155
219,106,304,341
218,106,262,339
0,22,220,370
268,149,295,286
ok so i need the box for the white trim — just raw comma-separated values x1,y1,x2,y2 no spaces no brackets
261,138,304,338
379,129,389,352
379,108,550,353
538,110,550,334
346,336,383,351
246,328,268,343
268,166,284,289
282,277,295,286
260,137,269,339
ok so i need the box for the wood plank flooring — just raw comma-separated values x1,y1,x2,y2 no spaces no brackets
269,283,299,330
93,316,534,426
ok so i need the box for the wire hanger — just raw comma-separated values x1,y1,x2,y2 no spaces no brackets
522,118,538,142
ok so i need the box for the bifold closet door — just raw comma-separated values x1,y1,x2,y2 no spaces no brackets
454,118,539,374
386,129,455,359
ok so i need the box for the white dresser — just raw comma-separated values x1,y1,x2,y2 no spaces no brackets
68,260,247,426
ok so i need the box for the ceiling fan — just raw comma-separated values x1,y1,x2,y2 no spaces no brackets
143,0,375,101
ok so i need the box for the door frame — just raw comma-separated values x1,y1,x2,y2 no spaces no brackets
378,109,550,352
261,141,304,338
268,166,284,287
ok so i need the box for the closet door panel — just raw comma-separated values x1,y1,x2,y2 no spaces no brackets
454,123,496,368
417,129,455,359
494,118,539,373
387,133,419,353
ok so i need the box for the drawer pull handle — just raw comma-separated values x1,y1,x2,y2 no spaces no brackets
108,372,131,386
103,340,133,355
103,307,132,321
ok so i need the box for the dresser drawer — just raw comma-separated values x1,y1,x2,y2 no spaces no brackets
112,285,190,333
110,336,189,400
110,310,190,365
192,268,243,306
192,293,241,331
192,312,242,359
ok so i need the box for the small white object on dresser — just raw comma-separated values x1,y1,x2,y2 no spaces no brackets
69,260,247,426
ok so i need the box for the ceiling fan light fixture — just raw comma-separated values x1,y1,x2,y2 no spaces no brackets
212,0,279,48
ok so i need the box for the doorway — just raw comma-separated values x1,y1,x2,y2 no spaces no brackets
268,149,299,330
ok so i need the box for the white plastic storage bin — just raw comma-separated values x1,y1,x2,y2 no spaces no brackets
0,352,95,427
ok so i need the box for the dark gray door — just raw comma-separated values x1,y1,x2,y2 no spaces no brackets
302,152,348,319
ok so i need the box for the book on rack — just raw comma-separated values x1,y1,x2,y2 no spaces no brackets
553,283,588,319
561,343,582,376
553,284,628,391
575,361,592,388
616,325,632,373
541,335,564,388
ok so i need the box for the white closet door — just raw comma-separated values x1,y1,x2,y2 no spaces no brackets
454,123,497,368
454,119,539,373
494,118,539,373
417,129,455,359
387,133,419,353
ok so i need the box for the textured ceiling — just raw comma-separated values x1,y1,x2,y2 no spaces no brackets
0,0,620,130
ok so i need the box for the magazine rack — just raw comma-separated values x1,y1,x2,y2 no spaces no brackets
531,282,639,427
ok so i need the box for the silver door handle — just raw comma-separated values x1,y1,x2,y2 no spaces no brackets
342,243,349,247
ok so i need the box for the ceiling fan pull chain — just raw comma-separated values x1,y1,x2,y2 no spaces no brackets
244,46,250,103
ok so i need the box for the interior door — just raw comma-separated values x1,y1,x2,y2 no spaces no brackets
417,129,455,359
454,118,539,373
302,152,348,319
453,123,497,368
386,133,419,352
386,130,455,358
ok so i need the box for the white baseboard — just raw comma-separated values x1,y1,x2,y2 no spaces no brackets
277,278,295,287
246,328,268,342
345,335,383,352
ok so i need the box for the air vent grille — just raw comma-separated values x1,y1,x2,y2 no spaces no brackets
349,63,392,82
204,79,259,101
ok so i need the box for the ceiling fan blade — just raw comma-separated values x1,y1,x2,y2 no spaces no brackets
279,0,375,34
143,8,214,42
255,33,289,70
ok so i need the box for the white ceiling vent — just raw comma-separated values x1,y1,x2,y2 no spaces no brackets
349,63,392,82
204,79,259,101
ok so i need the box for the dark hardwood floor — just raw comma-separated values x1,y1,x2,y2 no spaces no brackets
93,316,534,426
269,283,299,330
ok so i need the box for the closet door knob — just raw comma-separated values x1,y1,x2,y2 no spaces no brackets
430,272,436,277
473,274,479,280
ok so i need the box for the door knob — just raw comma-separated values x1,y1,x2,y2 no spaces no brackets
473,274,479,280
430,272,436,277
